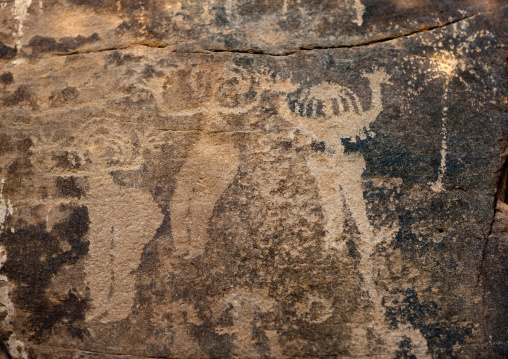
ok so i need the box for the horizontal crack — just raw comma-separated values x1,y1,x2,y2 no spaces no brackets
22,5,503,61
270,10,484,55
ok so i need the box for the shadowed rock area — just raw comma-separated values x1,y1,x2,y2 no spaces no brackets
0,1,507,358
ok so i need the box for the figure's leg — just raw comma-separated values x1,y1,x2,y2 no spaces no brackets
334,152,395,354
335,152,375,245
336,151,430,357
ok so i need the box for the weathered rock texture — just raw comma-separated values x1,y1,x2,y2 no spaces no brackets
0,1,507,358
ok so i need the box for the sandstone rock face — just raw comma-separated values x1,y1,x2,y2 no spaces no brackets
0,1,507,358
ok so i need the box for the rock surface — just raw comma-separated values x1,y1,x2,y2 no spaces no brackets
0,1,507,358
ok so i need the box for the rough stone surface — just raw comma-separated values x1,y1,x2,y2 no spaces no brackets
0,1,507,358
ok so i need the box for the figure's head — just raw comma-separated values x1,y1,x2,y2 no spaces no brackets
77,119,145,170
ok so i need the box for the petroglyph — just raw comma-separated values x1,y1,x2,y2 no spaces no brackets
85,172,163,322
352,0,366,26
12,0,32,49
431,74,452,193
275,70,390,250
0,249,26,359
171,134,239,259
1,5,505,353
81,124,164,323
169,71,254,259
269,70,430,356
170,68,429,354
430,57,462,192
0,180,13,235
21,120,165,324
215,289,282,358
0,180,15,355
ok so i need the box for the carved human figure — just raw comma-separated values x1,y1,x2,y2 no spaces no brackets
170,71,258,259
275,71,390,251
168,68,428,355
170,69,389,260
272,71,429,356
78,122,164,323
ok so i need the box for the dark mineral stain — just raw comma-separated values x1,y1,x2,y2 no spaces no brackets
16,137,33,154
363,180,401,231
0,206,90,343
2,85,37,109
285,87,327,118
52,151,81,170
0,135,13,156
116,20,144,34
0,72,13,85
346,239,360,262
5,138,34,192
142,64,164,79
106,51,143,67
212,5,230,28
55,176,86,199
384,288,437,329
236,0,283,20
217,77,246,108
482,206,508,357
287,88,307,117
49,87,79,106
190,320,234,359
113,86,156,109
252,325,271,358
481,156,508,356
384,287,473,358
67,0,116,8
0,43,16,60
28,33,100,56
310,140,326,153
280,141,292,151
341,134,372,155
395,336,417,359
0,338,12,359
